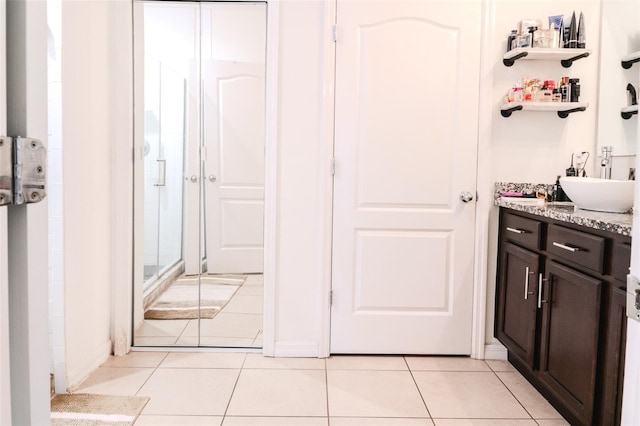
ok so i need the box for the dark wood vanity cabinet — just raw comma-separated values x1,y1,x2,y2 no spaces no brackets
495,208,631,426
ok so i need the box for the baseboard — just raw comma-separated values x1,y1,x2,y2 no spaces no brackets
65,340,112,391
484,342,508,360
273,341,319,358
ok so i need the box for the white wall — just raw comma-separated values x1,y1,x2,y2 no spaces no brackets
483,0,602,346
62,0,113,388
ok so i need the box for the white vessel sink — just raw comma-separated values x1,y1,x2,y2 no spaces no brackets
560,177,634,213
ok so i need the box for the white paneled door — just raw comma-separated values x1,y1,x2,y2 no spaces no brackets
202,3,266,274
331,0,481,354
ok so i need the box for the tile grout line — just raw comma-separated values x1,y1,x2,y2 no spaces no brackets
133,351,170,398
325,358,331,426
220,352,249,423
403,356,433,421
491,367,536,421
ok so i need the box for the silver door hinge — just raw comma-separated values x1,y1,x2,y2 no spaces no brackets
330,158,336,176
329,290,333,305
333,25,338,42
0,136,47,206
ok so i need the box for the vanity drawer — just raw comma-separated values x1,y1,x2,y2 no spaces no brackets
502,213,542,250
613,241,631,283
547,224,605,274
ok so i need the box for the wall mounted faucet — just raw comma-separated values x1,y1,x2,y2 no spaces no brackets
600,146,613,179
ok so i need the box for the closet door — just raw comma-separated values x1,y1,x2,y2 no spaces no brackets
331,0,481,354
132,1,265,348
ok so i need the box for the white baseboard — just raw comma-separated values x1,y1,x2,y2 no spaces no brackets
484,343,508,360
65,340,112,391
273,341,319,358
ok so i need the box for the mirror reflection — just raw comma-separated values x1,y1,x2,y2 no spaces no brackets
133,1,266,348
596,0,640,156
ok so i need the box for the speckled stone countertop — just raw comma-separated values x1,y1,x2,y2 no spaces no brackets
495,182,633,237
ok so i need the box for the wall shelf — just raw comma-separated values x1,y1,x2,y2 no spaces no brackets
621,105,638,119
500,102,588,118
621,51,640,69
503,48,591,67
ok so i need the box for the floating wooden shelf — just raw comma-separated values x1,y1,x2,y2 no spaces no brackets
503,48,592,67
500,102,589,118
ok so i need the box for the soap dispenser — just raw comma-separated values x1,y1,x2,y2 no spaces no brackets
554,175,571,202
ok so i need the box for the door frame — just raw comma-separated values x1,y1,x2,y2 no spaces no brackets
114,0,280,355
319,0,494,359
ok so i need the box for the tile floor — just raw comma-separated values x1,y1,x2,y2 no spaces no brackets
71,352,570,425
135,274,263,348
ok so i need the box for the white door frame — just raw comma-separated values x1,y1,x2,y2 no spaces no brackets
114,0,279,355
5,0,50,423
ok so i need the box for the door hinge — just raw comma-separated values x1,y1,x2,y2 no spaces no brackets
329,290,333,306
330,158,335,176
332,25,338,42
0,136,47,206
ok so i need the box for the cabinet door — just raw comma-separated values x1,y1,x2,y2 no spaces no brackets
496,242,539,368
539,261,602,426
601,286,627,426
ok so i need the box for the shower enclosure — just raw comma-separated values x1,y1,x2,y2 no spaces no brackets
133,1,266,348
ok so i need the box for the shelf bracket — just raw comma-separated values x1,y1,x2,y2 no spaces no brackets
503,52,528,67
560,52,590,68
621,110,638,120
500,105,523,118
622,56,640,69
557,107,586,118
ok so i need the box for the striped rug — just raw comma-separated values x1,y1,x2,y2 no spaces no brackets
51,394,149,425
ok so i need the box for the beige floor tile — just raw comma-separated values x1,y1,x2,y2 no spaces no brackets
222,417,328,426
197,336,259,347
101,352,167,368
433,420,537,425
74,367,154,396
405,356,491,372
252,337,263,347
243,275,263,286
138,368,240,415
222,295,263,315
535,420,571,425
227,369,327,416
331,418,433,426
485,360,517,372
159,352,246,369
496,372,563,419
326,355,408,370
235,285,263,296
181,314,262,338
243,354,325,369
134,415,223,425
327,370,428,417
413,371,529,419
133,336,179,346
135,319,189,337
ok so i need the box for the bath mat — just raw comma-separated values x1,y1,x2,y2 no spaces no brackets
144,274,246,320
50,393,149,425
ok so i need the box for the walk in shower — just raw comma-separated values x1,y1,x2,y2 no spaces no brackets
133,1,266,348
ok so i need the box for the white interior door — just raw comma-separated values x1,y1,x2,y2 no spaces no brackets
330,0,481,354
0,1,11,422
202,3,265,274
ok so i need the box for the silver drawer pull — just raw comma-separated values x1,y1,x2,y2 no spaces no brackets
552,242,582,252
506,227,527,234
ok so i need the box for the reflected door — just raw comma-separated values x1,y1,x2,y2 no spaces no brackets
133,1,266,348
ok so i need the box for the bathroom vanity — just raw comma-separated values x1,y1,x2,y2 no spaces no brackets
495,197,631,426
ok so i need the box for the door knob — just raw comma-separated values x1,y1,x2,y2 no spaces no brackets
208,175,217,183
460,191,474,203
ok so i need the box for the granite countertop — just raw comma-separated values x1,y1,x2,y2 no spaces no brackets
495,182,633,237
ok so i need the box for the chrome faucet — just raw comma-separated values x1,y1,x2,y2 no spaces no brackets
600,146,613,179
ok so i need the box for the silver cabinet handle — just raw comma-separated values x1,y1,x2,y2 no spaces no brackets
154,159,166,187
189,175,198,183
538,274,549,308
552,242,582,252
524,267,535,299
208,175,217,183
506,227,527,234
460,191,474,203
